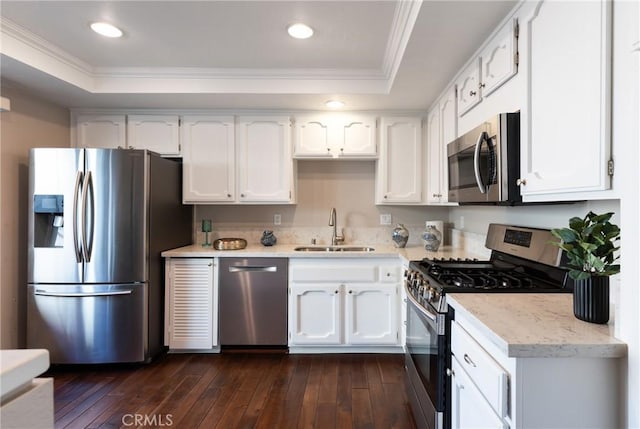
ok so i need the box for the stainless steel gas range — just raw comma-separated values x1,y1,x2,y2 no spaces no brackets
404,223,572,429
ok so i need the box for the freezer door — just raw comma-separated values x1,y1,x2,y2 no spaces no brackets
29,148,84,284
83,149,147,283
27,283,147,363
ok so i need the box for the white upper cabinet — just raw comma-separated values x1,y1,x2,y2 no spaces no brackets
426,85,457,205
75,114,126,150
294,114,377,159
479,18,519,98
75,113,180,156
456,59,482,116
520,0,612,198
127,115,180,156
181,116,235,203
376,117,423,204
182,116,294,204
456,18,519,118
236,116,294,203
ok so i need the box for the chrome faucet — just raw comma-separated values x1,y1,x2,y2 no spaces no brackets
328,208,345,245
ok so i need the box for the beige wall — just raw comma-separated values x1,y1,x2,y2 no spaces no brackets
196,160,450,246
0,81,70,348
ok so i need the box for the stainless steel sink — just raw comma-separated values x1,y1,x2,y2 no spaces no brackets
294,246,375,252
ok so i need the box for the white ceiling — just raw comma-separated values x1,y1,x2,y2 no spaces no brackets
0,1,517,111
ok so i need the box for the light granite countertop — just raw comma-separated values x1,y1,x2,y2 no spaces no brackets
161,243,484,263
448,293,627,359
0,349,50,399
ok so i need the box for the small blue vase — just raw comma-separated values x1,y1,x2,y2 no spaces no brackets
261,230,277,246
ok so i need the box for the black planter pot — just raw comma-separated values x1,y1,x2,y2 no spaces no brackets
572,275,610,324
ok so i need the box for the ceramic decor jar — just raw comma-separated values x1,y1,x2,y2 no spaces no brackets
260,230,277,246
392,224,409,248
422,224,442,252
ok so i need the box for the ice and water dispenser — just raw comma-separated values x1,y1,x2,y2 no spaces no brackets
33,195,64,247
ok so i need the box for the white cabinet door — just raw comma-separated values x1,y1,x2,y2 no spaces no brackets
426,85,456,206
236,116,293,203
127,115,180,156
376,117,422,204
480,18,519,97
181,116,235,203
521,0,611,197
75,114,126,149
426,105,443,204
289,283,341,345
166,258,216,350
338,115,377,158
451,358,508,429
345,284,397,345
456,59,482,116
294,116,332,157
294,114,377,159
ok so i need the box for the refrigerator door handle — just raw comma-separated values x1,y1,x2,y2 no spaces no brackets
34,289,133,297
72,171,83,263
81,171,95,262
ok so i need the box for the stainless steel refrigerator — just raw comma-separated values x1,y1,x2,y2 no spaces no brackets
27,148,192,364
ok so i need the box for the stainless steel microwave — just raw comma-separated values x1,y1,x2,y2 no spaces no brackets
447,112,521,204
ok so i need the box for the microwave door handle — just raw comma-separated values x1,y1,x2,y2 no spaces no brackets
473,131,488,194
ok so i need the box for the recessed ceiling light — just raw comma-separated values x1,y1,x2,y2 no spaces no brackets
287,23,314,39
90,22,123,38
326,100,345,109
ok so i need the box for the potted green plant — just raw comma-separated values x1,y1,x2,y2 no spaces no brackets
551,211,620,324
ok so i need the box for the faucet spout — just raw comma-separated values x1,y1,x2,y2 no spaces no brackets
328,208,344,245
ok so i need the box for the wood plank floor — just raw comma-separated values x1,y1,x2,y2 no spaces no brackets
47,352,417,429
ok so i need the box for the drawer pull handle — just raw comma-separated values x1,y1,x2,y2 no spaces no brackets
463,354,476,367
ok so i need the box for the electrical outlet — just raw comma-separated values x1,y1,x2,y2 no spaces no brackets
459,215,465,229
274,214,282,225
380,214,392,225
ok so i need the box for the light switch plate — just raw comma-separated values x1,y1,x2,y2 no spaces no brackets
380,214,392,225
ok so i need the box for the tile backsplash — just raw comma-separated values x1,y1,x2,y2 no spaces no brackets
194,223,490,256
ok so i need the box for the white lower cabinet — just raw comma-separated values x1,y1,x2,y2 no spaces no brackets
451,321,509,429
451,314,621,429
451,357,507,429
165,258,217,350
288,259,400,348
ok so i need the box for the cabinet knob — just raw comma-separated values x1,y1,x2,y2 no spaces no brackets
348,290,353,294
516,178,527,186
334,290,339,294
327,148,331,152
386,272,391,277
446,368,454,377
480,83,486,89
227,193,232,198
384,195,388,199
208,263,213,267
469,90,477,96
240,193,245,198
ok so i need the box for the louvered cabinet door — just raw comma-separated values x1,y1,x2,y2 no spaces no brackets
166,258,215,350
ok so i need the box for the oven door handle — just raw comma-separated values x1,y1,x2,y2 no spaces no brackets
404,282,438,323
473,131,488,194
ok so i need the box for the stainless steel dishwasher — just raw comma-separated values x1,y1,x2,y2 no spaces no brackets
219,258,288,347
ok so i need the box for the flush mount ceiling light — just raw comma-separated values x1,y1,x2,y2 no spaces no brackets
287,23,314,39
90,22,123,38
325,100,345,109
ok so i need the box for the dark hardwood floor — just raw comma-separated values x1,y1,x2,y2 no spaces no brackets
47,352,417,429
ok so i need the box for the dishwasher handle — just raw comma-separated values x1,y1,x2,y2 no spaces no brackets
228,266,278,273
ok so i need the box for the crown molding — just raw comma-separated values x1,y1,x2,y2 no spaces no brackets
0,2,420,95
382,0,423,90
